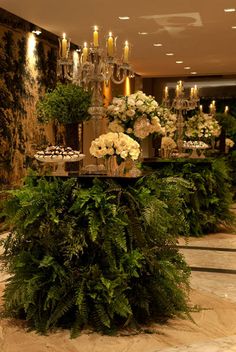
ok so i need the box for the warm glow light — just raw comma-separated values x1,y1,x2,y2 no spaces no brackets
176,60,183,64
224,8,236,12
27,33,37,78
184,66,191,69
63,32,66,39
232,26,236,29
138,32,148,35
124,77,131,96
118,16,130,20
225,105,229,114
191,71,197,75
103,80,112,107
153,43,162,47
166,53,174,56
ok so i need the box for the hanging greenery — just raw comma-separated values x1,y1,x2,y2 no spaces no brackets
1,175,191,335
0,25,58,186
0,31,27,181
36,41,57,93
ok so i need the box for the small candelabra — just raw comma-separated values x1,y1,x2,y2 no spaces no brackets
162,81,199,154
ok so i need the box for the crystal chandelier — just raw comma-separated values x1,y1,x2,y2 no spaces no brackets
162,81,199,154
57,28,134,123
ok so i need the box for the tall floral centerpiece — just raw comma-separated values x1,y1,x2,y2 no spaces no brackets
159,108,177,138
185,113,221,141
89,132,141,176
185,113,221,157
106,91,165,139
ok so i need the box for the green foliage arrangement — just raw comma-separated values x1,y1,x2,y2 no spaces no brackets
1,175,190,335
36,83,91,124
216,113,236,136
155,159,234,235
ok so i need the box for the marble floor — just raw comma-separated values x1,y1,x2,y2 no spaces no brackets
0,215,236,352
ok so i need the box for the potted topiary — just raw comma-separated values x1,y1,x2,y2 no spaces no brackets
37,82,91,151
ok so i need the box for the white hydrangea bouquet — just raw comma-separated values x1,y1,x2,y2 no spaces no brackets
106,91,165,139
226,138,235,148
185,114,221,140
158,108,177,137
89,132,140,162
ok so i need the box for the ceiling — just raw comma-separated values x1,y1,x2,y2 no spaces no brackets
1,0,236,77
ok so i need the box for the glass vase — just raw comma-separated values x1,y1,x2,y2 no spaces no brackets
106,156,141,177
106,155,120,176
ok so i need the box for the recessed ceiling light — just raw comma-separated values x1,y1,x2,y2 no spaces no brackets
191,71,197,75
184,66,191,69
153,43,162,47
166,53,174,56
176,60,183,64
232,26,236,29
224,8,236,12
138,32,148,35
118,16,130,20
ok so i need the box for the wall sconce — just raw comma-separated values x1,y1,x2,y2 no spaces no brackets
31,27,42,36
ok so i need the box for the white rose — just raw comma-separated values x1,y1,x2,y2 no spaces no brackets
136,100,144,106
126,109,136,117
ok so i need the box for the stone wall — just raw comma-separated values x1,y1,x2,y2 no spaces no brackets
0,14,57,187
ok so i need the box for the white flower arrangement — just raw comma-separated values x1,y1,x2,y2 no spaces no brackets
225,138,235,148
185,114,221,140
106,91,165,139
158,108,177,138
183,140,209,149
89,132,140,161
161,136,177,150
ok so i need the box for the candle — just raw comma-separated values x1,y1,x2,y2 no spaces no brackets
93,25,99,47
194,85,198,98
164,86,168,99
209,103,213,114
190,87,194,98
61,33,68,58
82,42,88,63
212,100,216,107
224,106,229,115
200,105,203,114
123,40,129,63
176,84,179,97
107,32,114,57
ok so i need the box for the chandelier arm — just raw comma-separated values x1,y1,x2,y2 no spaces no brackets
110,75,127,85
